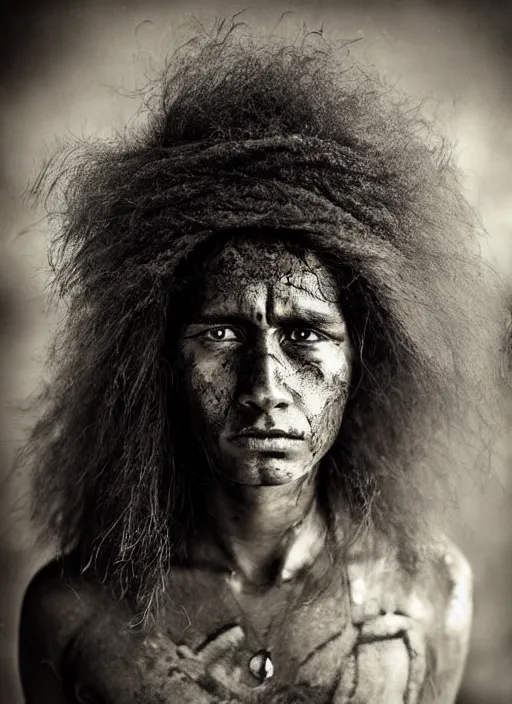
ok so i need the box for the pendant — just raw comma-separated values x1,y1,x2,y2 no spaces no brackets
248,649,274,682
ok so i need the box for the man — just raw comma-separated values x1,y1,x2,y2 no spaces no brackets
18,23,500,703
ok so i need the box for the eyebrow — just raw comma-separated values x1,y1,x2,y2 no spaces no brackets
189,310,345,330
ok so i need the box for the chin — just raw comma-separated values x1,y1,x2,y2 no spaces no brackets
234,459,313,486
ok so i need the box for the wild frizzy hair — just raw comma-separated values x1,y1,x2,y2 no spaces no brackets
21,20,505,619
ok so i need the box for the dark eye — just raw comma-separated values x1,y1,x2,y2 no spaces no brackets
288,328,323,343
203,327,240,342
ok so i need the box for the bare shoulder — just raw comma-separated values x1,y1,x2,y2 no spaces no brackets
344,535,473,703
346,533,473,631
20,559,109,651
420,538,474,702
432,537,473,657
19,560,113,703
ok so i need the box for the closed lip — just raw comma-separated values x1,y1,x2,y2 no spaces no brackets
230,428,304,444
228,429,304,454
231,428,304,440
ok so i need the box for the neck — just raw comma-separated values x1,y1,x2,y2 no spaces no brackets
201,472,326,585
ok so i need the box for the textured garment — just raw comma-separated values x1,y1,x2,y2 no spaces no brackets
19,537,472,703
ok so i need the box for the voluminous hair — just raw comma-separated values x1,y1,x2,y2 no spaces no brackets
21,19,503,618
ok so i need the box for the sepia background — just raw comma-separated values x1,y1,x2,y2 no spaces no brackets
1,1,511,702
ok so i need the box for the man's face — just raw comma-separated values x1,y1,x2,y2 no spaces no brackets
179,238,353,486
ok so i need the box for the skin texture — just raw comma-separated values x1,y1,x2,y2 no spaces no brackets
179,237,353,488
178,237,353,583
17,237,474,704
22,29,502,623
16,26,496,702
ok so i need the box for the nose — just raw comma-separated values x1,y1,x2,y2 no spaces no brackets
238,350,293,412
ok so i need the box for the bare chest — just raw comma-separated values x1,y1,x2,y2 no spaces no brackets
161,566,354,684
139,565,415,702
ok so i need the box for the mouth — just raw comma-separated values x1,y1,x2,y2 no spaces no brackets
227,428,305,453
235,428,305,440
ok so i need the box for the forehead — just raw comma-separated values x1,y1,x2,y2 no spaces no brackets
197,237,340,311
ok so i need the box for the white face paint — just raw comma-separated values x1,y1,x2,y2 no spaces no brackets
179,238,353,486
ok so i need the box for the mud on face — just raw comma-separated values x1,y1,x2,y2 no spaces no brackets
178,235,353,486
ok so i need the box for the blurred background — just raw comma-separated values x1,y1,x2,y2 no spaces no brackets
0,1,511,702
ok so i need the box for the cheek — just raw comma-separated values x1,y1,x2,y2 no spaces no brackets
300,351,351,415
300,353,351,453
310,392,346,450
184,351,236,427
